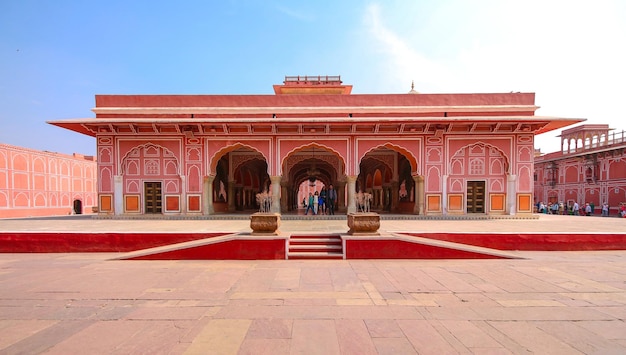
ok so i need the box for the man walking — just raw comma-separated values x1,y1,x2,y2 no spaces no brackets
327,184,337,215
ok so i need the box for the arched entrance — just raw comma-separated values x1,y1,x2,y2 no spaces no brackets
212,146,269,213
358,146,418,214
73,199,82,214
282,144,345,213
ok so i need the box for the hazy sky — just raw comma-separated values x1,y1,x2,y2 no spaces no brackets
1,0,625,156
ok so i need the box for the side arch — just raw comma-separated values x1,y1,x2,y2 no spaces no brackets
359,142,419,175
209,142,268,175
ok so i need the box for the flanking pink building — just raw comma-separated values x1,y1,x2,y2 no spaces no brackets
0,143,97,218
49,76,581,217
534,124,626,215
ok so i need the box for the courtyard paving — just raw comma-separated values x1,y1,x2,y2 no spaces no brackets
0,214,625,354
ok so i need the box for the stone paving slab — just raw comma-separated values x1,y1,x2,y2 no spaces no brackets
0,251,625,354
1,213,625,234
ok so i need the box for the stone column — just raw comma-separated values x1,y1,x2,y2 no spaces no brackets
179,175,186,214
114,175,123,215
280,183,289,212
228,179,236,212
337,181,346,212
390,180,399,212
347,175,357,213
270,175,281,213
204,175,214,214
412,175,422,214
507,174,517,215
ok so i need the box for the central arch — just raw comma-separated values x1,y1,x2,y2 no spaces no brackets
281,143,346,213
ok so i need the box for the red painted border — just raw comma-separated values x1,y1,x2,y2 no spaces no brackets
345,239,508,259
127,239,286,260
401,233,626,251
0,232,227,253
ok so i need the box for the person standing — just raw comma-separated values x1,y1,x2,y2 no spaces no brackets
319,186,328,215
313,191,319,215
327,184,337,215
305,192,315,215
602,202,609,217
573,201,580,216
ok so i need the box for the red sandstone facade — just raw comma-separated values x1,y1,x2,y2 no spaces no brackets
534,124,626,215
0,143,97,218
49,76,581,216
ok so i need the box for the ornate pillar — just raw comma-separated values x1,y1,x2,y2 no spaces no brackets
228,179,236,212
204,175,214,214
114,175,123,215
412,175,422,215
507,174,517,215
337,181,346,212
391,180,399,212
347,175,357,213
280,183,289,212
270,175,281,213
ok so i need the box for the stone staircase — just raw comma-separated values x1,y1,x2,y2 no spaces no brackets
288,234,343,260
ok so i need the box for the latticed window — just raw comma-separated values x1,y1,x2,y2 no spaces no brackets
469,158,484,175
145,160,159,175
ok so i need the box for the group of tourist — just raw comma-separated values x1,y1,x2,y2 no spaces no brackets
536,200,623,217
620,202,626,218
303,184,338,215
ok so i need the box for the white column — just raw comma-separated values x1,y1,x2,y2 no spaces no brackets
507,174,517,215
179,175,186,214
442,175,448,215
347,175,357,213
204,175,214,214
114,175,123,215
270,175,281,213
413,175,424,215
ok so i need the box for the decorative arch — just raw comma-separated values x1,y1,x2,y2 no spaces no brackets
281,142,346,177
120,143,180,176
209,143,268,175
449,142,510,174
33,157,46,174
360,142,419,175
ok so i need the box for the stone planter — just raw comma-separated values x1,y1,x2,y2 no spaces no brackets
250,212,280,235
347,212,380,235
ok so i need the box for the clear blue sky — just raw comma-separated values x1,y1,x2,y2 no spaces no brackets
2,0,625,156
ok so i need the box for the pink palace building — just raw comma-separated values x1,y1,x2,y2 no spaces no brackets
534,124,626,215
0,143,97,218
48,76,582,217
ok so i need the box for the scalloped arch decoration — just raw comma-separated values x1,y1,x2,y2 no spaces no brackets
209,143,268,175
120,143,180,176
450,142,510,174
281,143,345,176
361,142,419,175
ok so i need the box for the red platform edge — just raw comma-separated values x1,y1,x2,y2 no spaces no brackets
126,238,286,260
400,232,626,251
0,232,228,253
1,231,625,259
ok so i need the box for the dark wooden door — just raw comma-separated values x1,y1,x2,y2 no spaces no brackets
144,182,162,214
466,181,485,213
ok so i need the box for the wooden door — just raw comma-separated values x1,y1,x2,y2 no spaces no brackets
466,181,485,213
144,182,162,214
